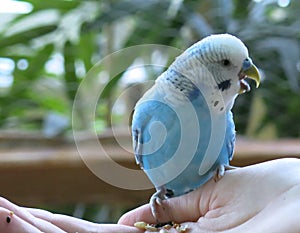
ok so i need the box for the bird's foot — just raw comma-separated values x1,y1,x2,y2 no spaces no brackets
150,188,166,223
214,164,238,182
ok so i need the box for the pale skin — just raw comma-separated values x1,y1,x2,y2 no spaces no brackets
0,158,299,232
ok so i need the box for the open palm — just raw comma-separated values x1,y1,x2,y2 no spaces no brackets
119,158,300,233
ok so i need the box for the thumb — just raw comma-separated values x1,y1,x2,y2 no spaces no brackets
118,180,214,225
118,204,154,226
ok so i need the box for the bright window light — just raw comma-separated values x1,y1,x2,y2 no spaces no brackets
277,0,290,7
0,58,15,74
0,0,33,14
0,57,15,88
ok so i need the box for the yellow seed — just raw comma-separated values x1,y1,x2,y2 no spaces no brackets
134,221,147,229
173,223,180,228
162,224,172,230
145,225,158,232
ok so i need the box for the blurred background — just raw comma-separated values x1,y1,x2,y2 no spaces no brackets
0,0,299,223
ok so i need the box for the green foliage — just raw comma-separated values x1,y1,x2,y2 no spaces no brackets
0,0,299,137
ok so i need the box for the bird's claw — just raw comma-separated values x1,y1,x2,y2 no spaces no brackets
214,164,237,182
150,189,166,222
150,196,163,221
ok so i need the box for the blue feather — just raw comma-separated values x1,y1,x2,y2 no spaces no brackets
132,81,235,197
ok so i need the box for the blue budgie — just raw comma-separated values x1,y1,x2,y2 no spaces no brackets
132,34,260,220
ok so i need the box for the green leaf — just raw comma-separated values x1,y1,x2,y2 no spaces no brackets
26,44,55,78
100,72,123,100
63,41,78,101
78,32,96,72
26,0,80,12
0,25,57,47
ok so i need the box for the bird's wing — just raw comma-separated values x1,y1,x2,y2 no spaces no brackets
226,111,236,161
132,98,179,169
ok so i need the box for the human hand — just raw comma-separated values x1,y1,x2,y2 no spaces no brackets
0,198,143,233
119,158,300,233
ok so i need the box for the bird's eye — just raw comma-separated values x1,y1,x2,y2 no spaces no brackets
222,59,231,66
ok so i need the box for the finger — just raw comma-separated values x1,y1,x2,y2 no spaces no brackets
118,204,154,225
118,195,198,225
119,179,215,225
27,207,143,233
95,224,144,233
26,208,95,233
0,198,66,233
0,207,43,233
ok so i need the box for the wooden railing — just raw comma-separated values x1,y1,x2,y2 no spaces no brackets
0,130,299,206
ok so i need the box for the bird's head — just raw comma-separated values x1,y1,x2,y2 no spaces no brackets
177,34,261,110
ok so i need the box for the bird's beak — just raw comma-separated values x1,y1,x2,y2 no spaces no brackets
238,60,261,94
